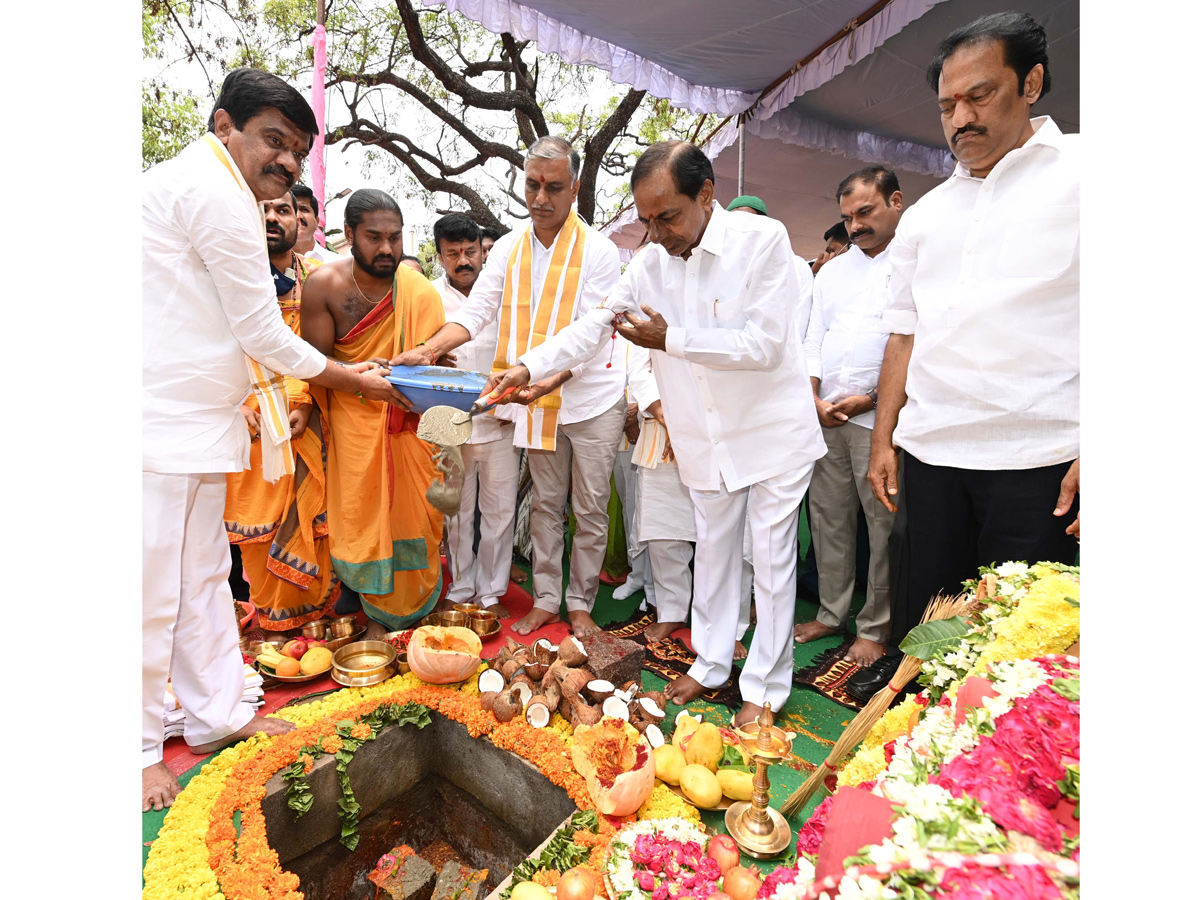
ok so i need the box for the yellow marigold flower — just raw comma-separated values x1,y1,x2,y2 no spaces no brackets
861,696,921,752
838,745,886,788
636,782,702,825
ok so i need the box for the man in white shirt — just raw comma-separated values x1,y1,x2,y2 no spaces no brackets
810,221,850,278
485,141,827,726
797,166,904,668
855,12,1080,701
431,213,522,617
291,183,341,264
393,137,626,638
142,68,406,812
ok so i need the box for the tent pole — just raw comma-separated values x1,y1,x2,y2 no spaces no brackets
738,120,746,196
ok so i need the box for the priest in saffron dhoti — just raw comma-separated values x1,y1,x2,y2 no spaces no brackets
301,189,447,637
224,190,341,630
395,137,624,637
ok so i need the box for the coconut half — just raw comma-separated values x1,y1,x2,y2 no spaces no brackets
524,661,547,681
511,680,533,706
601,696,630,721
586,679,615,704
636,697,666,723
525,696,552,728
571,696,602,727
534,638,557,666
559,667,591,702
558,635,588,667
478,668,505,695
675,709,703,726
644,723,666,748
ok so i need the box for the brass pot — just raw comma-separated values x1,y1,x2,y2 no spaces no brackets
329,615,357,638
468,609,498,637
453,602,482,615
332,641,398,681
440,610,468,628
301,620,328,641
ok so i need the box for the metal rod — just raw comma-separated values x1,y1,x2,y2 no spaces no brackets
738,121,746,196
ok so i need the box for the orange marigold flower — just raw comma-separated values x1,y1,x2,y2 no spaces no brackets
351,722,372,740
299,753,314,774
533,869,562,887
322,735,344,754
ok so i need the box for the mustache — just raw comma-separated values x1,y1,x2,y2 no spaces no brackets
265,226,283,235
455,264,475,274
372,255,396,266
952,124,987,143
262,164,294,187
530,205,554,212
851,229,873,241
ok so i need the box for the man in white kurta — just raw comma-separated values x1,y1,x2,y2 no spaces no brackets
393,138,625,637
430,213,522,615
142,68,404,812
487,141,826,724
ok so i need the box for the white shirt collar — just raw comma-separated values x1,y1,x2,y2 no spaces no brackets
693,201,728,258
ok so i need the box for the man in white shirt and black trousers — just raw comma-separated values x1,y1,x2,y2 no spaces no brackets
796,165,904,669
852,11,1080,701
485,141,827,727
142,68,406,812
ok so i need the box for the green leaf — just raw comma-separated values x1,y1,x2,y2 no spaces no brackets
899,617,972,659
1051,678,1080,701
1061,596,1079,607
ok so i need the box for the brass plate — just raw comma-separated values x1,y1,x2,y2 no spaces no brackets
322,626,367,652
332,663,398,688
256,660,332,683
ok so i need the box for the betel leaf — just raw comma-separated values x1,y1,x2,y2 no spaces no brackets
1051,678,1080,701
898,616,972,660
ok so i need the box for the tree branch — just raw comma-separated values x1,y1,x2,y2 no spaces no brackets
578,86,646,224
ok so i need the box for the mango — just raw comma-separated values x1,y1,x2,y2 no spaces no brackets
679,764,723,809
299,646,333,675
683,722,723,772
672,713,702,748
716,769,754,801
653,745,687,786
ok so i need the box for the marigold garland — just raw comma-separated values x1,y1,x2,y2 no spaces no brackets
145,664,591,900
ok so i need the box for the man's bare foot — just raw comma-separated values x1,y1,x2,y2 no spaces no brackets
486,602,512,619
793,620,840,643
664,673,707,706
188,715,296,755
511,607,561,635
567,609,602,637
733,701,764,729
733,640,748,661
143,762,182,812
510,565,529,584
364,618,390,642
644,620,685,643
845,636,886,667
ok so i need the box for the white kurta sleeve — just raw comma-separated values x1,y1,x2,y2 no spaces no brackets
882,216,918,335
626,341,659,409
662,227,796,371
803,272,829,380
180,184,326,378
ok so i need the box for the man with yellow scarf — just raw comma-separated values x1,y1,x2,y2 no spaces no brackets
396,137,625,637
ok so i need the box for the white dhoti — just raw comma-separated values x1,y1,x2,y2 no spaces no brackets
613,447,653,602
446,429,523,607
142,470,255,767
634,459,697,623
688,463,814,710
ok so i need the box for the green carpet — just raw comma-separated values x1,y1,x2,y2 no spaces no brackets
144,503,862,875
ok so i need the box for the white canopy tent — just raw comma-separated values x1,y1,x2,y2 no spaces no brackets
423,0,1079,258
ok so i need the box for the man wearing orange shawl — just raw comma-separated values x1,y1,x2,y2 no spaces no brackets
224,191,341,630
301,189,446,636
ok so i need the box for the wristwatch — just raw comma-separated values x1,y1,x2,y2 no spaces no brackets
867,388,878,409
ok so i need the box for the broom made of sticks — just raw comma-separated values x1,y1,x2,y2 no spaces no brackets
779,593,976,819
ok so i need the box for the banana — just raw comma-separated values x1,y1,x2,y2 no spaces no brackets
257,646,286,667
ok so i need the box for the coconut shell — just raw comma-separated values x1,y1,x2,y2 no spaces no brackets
495,647,514,667
524,661,547,681
525,696,552,727
544,659,569,688
512,647,534,667
481,691,497,713
558,635,589,667
620,679,640,695
492,687,523,724
534,639,557,666
571,696,602,727
543,677,562,710
500,659,523,681
559,667,591,703
630,718,650,734
559,693,575,720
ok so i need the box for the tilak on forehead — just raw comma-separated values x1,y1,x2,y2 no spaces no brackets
954,93,963,100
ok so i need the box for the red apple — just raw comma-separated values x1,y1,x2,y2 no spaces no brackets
282,639,308,660
706,834,741,874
